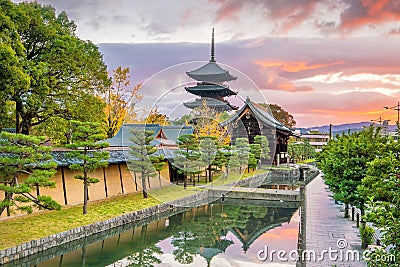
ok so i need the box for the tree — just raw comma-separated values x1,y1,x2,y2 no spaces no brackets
0,132,60,216
145,107,170,125
0,2,30,129
191,100,230,146
358,141,400,263
172,114,191,126
104,66,142,138
258,103,296,128
248,153,258,172
227,150,240,174
235,138,250,173
253,135,271,166
34,93,106,145
1,1,109,134
318,127,387,218
128,129,157,198
66,121,109,214
175,134,200,188
199,136,217,183
150,154,166,187
288,139,316,162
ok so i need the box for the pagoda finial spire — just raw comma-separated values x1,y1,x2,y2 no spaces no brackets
210,28,215,62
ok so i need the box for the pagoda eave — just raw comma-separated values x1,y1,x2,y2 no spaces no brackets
185,86,237,97
184,99,238,111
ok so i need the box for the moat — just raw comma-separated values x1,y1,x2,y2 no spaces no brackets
9,200,299,267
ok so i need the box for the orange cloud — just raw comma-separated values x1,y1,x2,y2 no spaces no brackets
255,60,344,73
339,0,400,32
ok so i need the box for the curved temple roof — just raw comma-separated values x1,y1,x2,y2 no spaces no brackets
186,61,237,84
221,97,292,134
184,97,238,111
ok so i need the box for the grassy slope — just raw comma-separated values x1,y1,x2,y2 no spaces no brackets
0,168,266,250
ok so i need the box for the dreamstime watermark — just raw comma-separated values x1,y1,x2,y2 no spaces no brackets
257,239,395,263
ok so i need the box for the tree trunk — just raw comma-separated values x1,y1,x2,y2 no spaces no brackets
83,178,88,214
208,165,212,182
344,202,349,218
142,173,148,198
184,174,187,189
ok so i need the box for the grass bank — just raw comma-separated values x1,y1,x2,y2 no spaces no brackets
0,186,200,250
0,168,267,250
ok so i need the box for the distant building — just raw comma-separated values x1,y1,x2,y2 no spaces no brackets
293,130,329,152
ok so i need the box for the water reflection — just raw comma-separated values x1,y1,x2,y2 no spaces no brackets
27,201,299,267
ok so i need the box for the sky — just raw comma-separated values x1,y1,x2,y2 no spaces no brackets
12,0,400,127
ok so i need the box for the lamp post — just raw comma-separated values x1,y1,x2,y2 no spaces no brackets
383,101,400,137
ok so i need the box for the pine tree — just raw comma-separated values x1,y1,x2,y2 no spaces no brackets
66,121,109,214
175,134,200,188
235,138,250,173
151,154,166,187
199,136,217,183
0,132,60,216
254,135,270,166
128,129,157,198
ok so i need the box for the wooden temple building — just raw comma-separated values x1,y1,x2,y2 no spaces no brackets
221,97,293,164
184,28,238,112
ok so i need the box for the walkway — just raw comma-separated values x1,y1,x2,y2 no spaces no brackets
207,185,300,202
305,175,366,267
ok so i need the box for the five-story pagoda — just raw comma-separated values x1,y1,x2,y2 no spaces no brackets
184,28,238,112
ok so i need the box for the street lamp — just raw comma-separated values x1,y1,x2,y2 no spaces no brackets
383,101,400,136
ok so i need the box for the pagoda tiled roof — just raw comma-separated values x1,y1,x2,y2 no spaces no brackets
186,61,237,83
185,83,236,97
184,97,238,111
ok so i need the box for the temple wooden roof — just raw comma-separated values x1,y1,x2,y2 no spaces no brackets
221,97,293,135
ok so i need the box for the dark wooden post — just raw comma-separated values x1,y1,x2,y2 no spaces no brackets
61,167,68,205
118,163,125,194
356,213,360,228
103,167,108,197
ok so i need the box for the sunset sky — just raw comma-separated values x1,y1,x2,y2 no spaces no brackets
13,0,400,127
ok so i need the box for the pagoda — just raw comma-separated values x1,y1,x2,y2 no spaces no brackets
184,28,238,112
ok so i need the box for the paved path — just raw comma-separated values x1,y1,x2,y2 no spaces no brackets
305,175,366,267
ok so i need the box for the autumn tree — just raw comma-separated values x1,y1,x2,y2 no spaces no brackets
128,129,157,198
66,121,109,214
145,107,170,125
104,66,142,138
190,100,230,146
0,132,60,216
258,103,296,128
1,1,109,134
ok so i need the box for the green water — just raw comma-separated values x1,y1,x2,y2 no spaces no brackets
13,200,299,267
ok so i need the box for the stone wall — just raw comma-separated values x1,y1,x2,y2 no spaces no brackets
0,190,209,265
